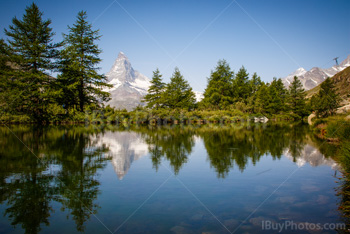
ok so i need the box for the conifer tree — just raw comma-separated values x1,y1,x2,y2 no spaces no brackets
234,66,250,102
249,72,262,95
4,3,61,120
314,77,339,117
254,83,270,114
163,68,196,109
0,39,15,114
58,11,111,112
268,78,288,114
142,69,165,109
288,76,307,118
202,60,234,109
246,72,262,113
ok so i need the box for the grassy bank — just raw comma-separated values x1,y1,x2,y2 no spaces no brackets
311,114,350,228
0,106,301,125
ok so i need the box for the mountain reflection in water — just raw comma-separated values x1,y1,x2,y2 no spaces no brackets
94,124,339,179
0,123,344,233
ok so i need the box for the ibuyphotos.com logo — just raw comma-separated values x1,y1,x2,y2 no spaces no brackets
262,220,346,233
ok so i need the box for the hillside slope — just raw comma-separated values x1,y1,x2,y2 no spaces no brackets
306,66,350,105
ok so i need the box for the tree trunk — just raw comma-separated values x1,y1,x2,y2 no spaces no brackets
79,78,84,112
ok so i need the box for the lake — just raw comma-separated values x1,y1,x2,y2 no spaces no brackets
0,123,346,233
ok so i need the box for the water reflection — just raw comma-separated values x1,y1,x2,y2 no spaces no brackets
0,126,110,233
141,126,196,174
284,144,339,169
93,131,148,179
0,123,342,233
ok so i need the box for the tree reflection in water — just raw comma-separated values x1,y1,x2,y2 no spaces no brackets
0,123,344,233
0,126,110,233
139,123,310,178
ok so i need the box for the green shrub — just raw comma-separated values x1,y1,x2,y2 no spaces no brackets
326,120,350,140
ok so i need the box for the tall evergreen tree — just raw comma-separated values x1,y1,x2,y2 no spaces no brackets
249,72,262,95
247,72,263,113
142,69,165,109
288,76,307,118
0,39,15,114
268,78,288,114
58,11,111,112
234,66,250,102
246,72,262,113
254,83,270,114
4,3,61,120
314,77,339,117
202,60,234,109
163,68,196,109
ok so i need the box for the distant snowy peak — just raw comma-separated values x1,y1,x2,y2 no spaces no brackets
282,54,350,90
106,51,151,92
107,52,136,83
293,67,307,77
283,67,307,85
340,55,350,67
104,52,210,109
105,52,151,110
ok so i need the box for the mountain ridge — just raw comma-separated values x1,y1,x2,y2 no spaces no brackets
282,55,350,90
306,66,350,107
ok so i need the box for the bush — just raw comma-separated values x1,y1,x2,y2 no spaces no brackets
326,120,350,140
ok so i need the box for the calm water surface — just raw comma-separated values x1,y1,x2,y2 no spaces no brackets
0,123,345,233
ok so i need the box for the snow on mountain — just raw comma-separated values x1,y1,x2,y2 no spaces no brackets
104,52,151,110
105,52,204,110
282,54,350,90
283,67,307,85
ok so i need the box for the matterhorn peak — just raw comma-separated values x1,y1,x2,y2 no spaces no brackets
105,52,151,110
117,51,128,60
104,51,205,110
106,52,133,83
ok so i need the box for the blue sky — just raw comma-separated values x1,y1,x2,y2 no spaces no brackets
1,0,349,92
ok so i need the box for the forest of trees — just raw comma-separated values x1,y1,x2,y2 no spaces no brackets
142,60,335,120
0,3,340,123
0,3,110,122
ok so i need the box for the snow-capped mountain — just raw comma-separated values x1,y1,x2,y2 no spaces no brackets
105,52,204,109
282,55,350,90
105,52,151,110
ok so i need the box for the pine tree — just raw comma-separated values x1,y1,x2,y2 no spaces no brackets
202,60,234,109
249,72,262,95
268,78,288,114
58,11,111,112
254,83,270,114
0,39,14,114
142,69,165,109
163,68,196,109
288,76,307,118
314,77,339,117
234,66,250,102
246,72,262,113
4,3,61,120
